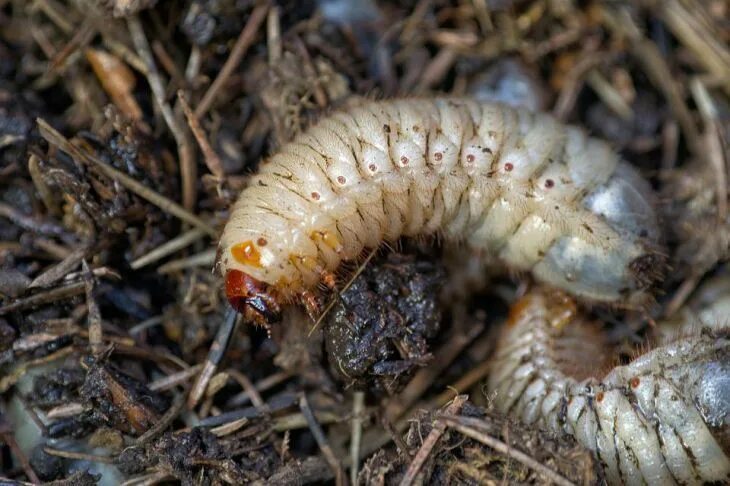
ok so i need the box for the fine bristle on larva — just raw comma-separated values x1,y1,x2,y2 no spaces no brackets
218,98,664,318
489,287,730,485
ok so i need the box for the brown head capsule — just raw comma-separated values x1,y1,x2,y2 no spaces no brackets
225,269,281,326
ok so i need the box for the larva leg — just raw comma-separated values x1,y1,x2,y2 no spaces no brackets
488,289,730,485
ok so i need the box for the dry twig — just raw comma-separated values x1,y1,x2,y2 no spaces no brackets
440,415,576,486
398,395,468,486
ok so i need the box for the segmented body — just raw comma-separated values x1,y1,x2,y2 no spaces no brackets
488,289,730,485
218,98,662,310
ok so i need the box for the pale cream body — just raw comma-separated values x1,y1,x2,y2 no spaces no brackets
219,98,661,303
488,290,730,485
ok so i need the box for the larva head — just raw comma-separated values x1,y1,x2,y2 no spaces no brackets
218,232,291,325
217,198,320,324
217,219,293,325
225,269,281,325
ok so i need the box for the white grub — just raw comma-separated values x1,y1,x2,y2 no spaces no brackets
488,289,730,485
219,98,662,306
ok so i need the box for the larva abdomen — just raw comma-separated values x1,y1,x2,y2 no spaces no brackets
488,289,730,485
218,98,662,323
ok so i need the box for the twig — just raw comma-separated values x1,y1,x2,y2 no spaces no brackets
211,417,249,437
195,3,269,118
198,393,299,427
43,447,115,463
658,0,730,96
440,415,576,486
291,36,327,108
120,470,173,486
267,6,282,65
585,69,633,121
381,414,411,459
49,17,95,71
127,16,197,211
152,40,183,84
157,248,217,273
0,347,74,394
226,369,266,409
185,45,202,83
398,395,468,486
188,307,239,408
82,260,103,355
29,246,87,289
130,228,208,270
415,47,457,93
27,153,60,217
350,391,365,485
135,393,186,446
600,6,702,156
661,120,680,170
299,394,346,486
65,266,119,283
128,315,164,335
46,402,87,419
33,0,74,34
36,118,217,237
226,370,293,407
690,77,727,221
0,415,41,484
178,91,224,180
552,45,605,120
101,35,148,75
272,411,343,432
663,273,702,318
33,237,72,259
149,364,203,392
0,201,73,244
432,355,493,407
0,281,86,315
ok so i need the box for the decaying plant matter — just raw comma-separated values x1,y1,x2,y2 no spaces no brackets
1,0,728,485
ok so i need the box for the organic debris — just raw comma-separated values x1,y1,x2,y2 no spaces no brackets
1,0,728,484
325,253,444,394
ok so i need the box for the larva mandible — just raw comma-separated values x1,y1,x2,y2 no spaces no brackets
217,98,663,325
487,289,730,485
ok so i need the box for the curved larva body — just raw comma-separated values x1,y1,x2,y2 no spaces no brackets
218,98,662,317
488,290,730,485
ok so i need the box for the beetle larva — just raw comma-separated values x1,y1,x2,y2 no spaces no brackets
217,98,663,324
488,289,730,485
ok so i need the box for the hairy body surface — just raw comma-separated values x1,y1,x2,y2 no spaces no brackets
488,289,730,485
218,98,662,323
